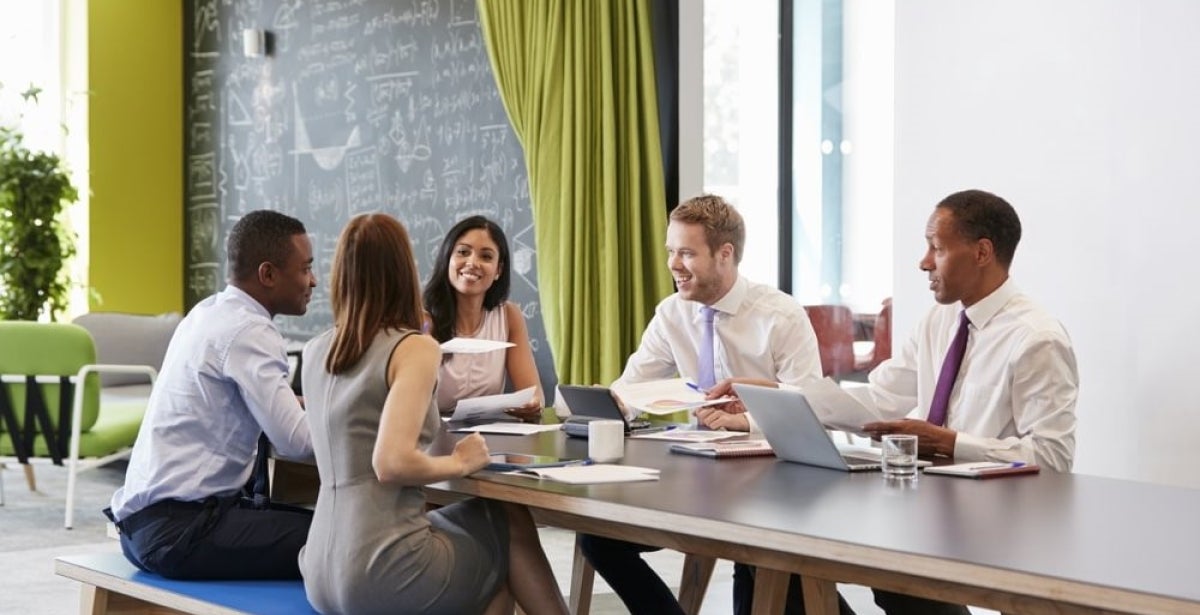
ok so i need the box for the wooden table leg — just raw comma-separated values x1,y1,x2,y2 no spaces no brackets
80,584,107,615
677,554,717,615
569,534,594,615
751,568,790,615
800,575,839,615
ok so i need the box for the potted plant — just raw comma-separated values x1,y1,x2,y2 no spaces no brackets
0,85,79,321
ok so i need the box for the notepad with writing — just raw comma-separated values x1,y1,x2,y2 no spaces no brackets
670,439,775,459
923,462,1040,479
505,464,661,484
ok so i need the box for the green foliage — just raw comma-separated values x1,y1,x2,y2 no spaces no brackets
0,110,79,321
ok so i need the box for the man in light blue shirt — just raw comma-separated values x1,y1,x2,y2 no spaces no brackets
107,210,316,579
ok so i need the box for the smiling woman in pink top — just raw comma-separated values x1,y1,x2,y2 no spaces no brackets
423,216,543,420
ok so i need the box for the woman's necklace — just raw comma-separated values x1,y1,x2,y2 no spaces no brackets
455,312,484,337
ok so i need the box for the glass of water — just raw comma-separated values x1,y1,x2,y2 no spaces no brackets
881,434,918,480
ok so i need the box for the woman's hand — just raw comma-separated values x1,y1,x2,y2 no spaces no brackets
504,400,544,423
451,433,491,476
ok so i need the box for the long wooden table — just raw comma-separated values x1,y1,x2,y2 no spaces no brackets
425,429,1200,615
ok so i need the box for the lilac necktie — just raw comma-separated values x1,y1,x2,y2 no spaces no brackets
696,306,717,389
927,310,970,427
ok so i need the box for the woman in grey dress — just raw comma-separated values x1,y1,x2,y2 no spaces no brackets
299,213,568,615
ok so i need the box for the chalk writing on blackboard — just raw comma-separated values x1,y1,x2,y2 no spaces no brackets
183,0,557,397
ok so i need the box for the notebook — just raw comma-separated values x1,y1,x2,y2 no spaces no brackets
923,461,1040,479
670,439,775,459
736,383,894,472
503,464,661,484
557,385,657,436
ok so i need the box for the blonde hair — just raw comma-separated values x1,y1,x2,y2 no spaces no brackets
669,194,745,264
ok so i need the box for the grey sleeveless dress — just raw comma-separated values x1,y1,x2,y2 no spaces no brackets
299,328,509,614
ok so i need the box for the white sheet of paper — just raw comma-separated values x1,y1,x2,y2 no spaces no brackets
451,422,562,435
797,377,880,433
449,386,536,422
611,378,734,416
439,337,515,354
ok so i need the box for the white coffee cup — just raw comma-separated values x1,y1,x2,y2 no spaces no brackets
588,419,625,462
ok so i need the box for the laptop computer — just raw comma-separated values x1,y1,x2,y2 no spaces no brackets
736,383,898,472
557,385,654,437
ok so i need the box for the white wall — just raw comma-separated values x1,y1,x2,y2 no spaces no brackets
894,0,1200,488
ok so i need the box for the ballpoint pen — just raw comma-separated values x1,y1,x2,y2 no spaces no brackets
685,381,709,395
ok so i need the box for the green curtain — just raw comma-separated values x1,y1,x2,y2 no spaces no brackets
479,0,673,386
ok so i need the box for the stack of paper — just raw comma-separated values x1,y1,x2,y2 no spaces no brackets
505,464,660,484
611,378,733,416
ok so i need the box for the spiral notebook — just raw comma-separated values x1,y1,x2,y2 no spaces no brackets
670,439,775,459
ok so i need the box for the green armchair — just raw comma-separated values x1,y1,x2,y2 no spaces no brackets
0,321,157,528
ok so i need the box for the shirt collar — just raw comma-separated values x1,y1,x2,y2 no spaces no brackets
962,277,1018,329
693,275,748,319
222,284,273,320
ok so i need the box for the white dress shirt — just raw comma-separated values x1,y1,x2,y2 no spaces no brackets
844,279,1078,471
110,286,312,520
616,275,822,402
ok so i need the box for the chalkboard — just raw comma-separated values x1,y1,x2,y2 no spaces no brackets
183,0,556,398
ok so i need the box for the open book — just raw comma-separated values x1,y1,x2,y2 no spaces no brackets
504,464,661,484
670,439,775,459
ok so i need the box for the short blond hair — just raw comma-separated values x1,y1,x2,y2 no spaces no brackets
669,194,745,264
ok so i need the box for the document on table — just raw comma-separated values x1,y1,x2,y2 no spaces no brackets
439,337,515,354
797,377,880,433
611,378,734,416
628,429,741,443
505,464,661,484
923,462,1040,479
448,386,537,422
451,422,563,435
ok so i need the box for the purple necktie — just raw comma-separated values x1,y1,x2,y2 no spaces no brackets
696,306,717,389
927,310,970,427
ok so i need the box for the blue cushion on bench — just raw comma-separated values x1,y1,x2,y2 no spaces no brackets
57,552,318,615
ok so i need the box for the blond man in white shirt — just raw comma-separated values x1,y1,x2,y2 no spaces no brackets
582,194,830,615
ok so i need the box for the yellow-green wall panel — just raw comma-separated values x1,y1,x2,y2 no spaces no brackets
88,1,182,314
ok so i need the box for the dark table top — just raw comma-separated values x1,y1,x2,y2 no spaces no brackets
431,428,1200,610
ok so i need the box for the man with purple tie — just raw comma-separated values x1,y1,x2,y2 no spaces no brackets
712,189,1080,614
851,189,1078,472
579,194,825,615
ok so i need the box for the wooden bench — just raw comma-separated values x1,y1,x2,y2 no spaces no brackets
55,552,316,615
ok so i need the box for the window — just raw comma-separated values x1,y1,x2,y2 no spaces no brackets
0,0,89,319
702,0,893,313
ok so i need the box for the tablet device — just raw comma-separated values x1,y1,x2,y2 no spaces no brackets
485,453,586,471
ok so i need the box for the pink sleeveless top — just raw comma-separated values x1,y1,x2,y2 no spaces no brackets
436,306,509,414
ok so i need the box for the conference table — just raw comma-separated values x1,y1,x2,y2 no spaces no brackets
424,428,1200,615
